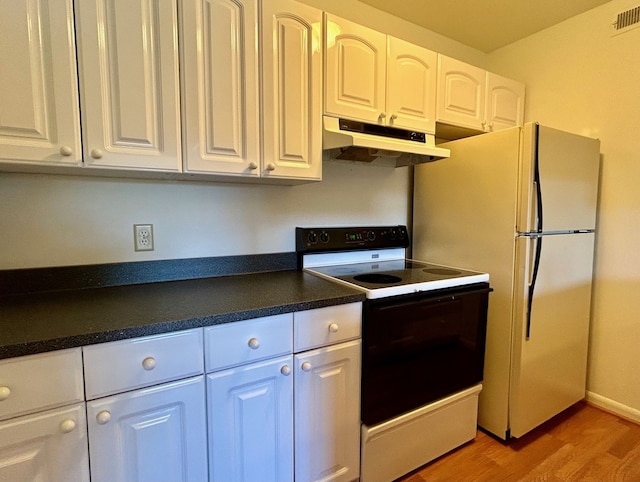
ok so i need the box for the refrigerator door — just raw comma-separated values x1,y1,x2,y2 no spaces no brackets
509,231,595,438
517,123,600,233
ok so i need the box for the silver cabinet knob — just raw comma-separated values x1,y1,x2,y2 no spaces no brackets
248,161,258,170
59,146,73,156
301,361,312,372
90,148,103,159
280,365,291,376
265,163,276,171
248,337,260,349
328,323,339,333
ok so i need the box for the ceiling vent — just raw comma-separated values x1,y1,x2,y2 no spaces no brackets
611,5,640,35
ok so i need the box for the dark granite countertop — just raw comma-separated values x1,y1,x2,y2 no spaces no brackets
0,270,365,360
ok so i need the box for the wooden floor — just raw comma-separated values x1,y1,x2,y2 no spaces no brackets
397,402,640,482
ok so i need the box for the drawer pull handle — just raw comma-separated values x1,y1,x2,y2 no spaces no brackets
280,365,291,376
96,410,111,425
328,323,339,333
0,386,10,401
301,361,312,372
248,338,260,349
60,419,76,433
142,357,156,371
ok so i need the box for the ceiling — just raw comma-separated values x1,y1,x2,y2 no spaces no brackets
357,0,612,52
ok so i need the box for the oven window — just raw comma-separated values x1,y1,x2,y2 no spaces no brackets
361,283,490,426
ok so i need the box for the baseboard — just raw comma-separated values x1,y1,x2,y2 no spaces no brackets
585,391,640,425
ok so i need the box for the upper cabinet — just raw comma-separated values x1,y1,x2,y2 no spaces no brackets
325,14,437,134
261,0,323,181
0,0,82,166
180,0,260,177
437,55,525,138
180,0,322,181
75,0,182,171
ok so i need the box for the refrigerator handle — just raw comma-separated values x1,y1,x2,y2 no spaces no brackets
533,123,543,233
526,234,543,339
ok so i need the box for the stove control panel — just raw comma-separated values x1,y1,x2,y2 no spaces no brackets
296,226,409,253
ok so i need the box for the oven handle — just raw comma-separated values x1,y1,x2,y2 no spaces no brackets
374,285,492,311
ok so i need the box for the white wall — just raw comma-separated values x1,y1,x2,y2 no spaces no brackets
488,0,640,420
0,160,409,269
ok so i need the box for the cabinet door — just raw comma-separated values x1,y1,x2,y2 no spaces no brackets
207,356,294,482
436,55,486,131
294,340,361,482
87,376,207,482
386,37,437,134
0,404,89,482
0,0,81,165
324,14,386,124
181,0,260,176
76,0,181,171
485,72,525,132
261,0,322,181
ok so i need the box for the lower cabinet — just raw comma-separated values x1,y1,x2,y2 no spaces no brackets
0,303,362,482
294,340,362,482
83,328,207,482
86,376,208,482
207,355,295,482
0,404,89,482
206,303,363,482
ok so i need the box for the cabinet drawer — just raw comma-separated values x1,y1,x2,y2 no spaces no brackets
83,329,204,400
205,314,293,372
0,348,84,421
294,302,362,352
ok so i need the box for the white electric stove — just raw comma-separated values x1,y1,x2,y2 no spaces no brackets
296,225,491,482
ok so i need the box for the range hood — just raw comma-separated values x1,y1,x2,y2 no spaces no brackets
323,116,450,167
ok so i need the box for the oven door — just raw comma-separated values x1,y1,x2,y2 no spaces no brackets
361,283,491,426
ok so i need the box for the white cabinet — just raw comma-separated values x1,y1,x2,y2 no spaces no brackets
325,14,437,134
294,339,362,482
83,329,208,482
207,356,294,482
261,0,323,180
386,37,438,134
437,55,525,137
86,376,207,482
485,72,526,132
181,0,321,182
0,0,82,166
0,349,88,482
206,303,362,482
205,314,294,482
75,0,182,171
180,0,260,176
0,404,89,482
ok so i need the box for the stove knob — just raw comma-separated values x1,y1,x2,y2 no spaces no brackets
390,229,397,240
398,229,406,240
307,231,318,244
320,232,330,243
366,231,376,241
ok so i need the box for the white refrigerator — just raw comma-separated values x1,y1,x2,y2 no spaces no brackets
412,122,600,439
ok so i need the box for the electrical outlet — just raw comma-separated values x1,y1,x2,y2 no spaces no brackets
134,224,154,251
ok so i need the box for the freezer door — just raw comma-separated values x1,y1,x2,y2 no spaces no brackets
517,123,600,233
509,232,595,438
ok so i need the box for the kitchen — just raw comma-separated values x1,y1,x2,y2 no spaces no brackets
1,0,639,480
